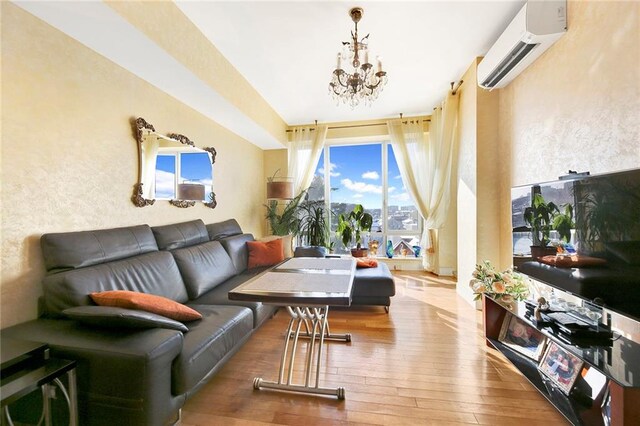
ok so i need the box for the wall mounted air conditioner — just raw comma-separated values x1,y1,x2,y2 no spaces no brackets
477,0,567,90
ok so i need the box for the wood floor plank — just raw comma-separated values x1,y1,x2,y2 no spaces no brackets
181,272,568,425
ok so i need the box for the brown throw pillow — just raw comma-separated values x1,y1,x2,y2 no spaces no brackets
90,290,202,321
247,239,284,269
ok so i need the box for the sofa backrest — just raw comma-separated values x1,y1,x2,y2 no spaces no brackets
43,251,188,317
152,219,251,297
40,224,189,317
152,220,209,250
41,225,158,274
206,219,243,241
171,241,238,299
218,233,254,273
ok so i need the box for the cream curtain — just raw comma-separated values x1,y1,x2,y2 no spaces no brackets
387,90,459,269
287,125,328,196
141,135,160,199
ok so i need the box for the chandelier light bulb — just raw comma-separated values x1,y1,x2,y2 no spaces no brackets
328,7,387,108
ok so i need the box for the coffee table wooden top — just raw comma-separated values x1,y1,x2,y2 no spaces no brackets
229,257,356,306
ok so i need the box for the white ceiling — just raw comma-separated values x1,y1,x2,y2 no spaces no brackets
14,1,526,148
176,1,526,125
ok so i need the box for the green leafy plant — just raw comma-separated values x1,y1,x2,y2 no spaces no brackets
298,201,330,247
552,204,574,243
336,204,373,250
264,190,306,237
524,193,559,247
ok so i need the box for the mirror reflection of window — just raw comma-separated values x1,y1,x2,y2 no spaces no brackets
153,151,213,200
179,152,212,201
155,154,176,199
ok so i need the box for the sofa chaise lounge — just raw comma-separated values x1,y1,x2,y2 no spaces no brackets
2,218,395,425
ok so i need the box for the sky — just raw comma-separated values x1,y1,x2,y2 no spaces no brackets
314,143,413,208
155,152,213,199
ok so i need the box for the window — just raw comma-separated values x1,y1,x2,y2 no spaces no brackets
311,141,422,256
153,150,213,200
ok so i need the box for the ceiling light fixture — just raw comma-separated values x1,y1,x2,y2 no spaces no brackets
329,7,387,108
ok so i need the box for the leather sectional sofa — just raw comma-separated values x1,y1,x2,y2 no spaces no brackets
2,218,395,425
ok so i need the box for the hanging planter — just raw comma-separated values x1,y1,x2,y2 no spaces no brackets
266,169,294,200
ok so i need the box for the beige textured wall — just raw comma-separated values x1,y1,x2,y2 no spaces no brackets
456,60,480,302
1,4,267,328
497,1,640,266
262,149,289,235
456,57,501,304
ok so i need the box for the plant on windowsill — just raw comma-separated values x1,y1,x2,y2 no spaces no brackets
336,204,373,258
470,261,531,305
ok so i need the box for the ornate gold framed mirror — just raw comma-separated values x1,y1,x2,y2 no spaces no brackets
132,117,217,209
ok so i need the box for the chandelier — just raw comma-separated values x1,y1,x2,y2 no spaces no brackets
329,7,387,108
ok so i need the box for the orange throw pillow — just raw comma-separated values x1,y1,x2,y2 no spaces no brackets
247,239,284,269
90,291,202,322
538,255,607,268
356,258,378,268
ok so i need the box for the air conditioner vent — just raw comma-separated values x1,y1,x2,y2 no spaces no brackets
477,1,567,90
481,41,539,88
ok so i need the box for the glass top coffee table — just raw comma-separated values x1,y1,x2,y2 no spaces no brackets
229,257,356,399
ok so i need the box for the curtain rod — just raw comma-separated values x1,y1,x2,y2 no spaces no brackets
286,80,458,133
286,119,430,133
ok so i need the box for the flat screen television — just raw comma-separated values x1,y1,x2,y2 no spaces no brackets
512,168,640,320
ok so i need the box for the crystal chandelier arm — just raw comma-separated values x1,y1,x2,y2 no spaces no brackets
365,71,387,91
334,71,350,88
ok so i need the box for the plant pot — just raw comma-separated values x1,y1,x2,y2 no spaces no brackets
530,245,557,260
351,248,369,258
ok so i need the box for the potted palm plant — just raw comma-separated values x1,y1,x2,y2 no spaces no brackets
264,190,305,240
336,204,373,257
524,193,559,258
298,200,330,248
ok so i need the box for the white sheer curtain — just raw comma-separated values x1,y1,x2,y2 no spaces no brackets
287,125,328,196
141,135,160,199
387,90,459,269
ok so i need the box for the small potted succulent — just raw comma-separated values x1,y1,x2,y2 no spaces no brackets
336,204,373,257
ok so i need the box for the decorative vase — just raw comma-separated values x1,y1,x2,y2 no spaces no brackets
386,240,394,258
369,240,379,256
412,245,421,257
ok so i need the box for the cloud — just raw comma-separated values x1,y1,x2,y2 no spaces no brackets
154,170,176,198
392,192,411,202
353,194,364,198
318,162,340,177
362,171,380,180
341,178,383,194
395,174,403,179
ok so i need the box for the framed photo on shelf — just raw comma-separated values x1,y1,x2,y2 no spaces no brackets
498,314,547,361
538,341,585,395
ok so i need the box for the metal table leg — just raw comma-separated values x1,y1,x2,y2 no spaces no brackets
253,305,349,399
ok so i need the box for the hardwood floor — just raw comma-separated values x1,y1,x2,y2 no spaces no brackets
182,271,567,425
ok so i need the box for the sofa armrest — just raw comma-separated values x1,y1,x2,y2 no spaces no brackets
2,318,185,426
